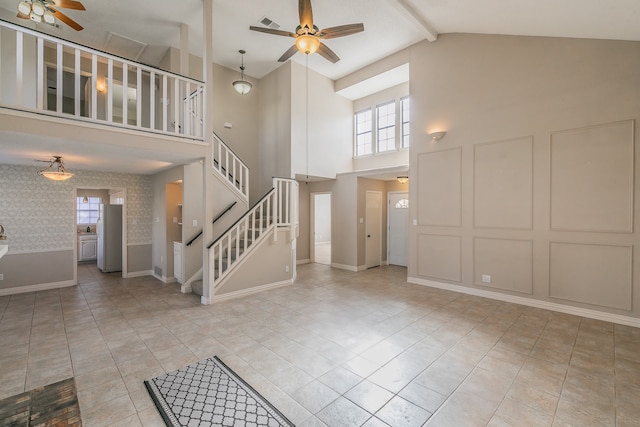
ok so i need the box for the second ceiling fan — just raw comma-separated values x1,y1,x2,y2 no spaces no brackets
250,0,364,63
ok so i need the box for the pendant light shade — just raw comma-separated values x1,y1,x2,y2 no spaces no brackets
38,156,74,181
232,50,252,95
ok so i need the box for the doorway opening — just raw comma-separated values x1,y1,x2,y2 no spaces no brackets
366,191,382,269
311,193,331,265
74,187,126,283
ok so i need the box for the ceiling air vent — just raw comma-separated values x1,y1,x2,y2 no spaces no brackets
259,16,280,30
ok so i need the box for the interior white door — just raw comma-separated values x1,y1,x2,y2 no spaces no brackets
366,191,382,268
388,192,409,266
312,193,331,265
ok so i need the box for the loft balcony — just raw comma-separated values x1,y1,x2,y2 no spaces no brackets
0,20,205,144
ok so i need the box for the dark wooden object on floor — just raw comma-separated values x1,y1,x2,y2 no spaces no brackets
0,378,81,427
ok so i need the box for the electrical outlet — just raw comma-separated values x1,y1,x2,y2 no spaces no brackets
285,266,289,273
0,273,3,280
173,217,178,224
481,274,491,283
192,220,198,227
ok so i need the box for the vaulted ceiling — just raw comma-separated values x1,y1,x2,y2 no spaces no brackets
1,0,639,81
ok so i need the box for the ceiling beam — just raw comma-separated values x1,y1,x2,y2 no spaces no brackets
388,0,438,42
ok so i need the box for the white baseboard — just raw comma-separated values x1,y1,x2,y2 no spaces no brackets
331,263,367,272
212,279,294,303
408,276,640,329
296,259,311,265
151,273,176,283
125,270,152,278
0,280,75,296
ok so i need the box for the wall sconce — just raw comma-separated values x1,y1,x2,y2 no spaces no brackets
96,78,107,93
429,131,447,141
397,176,408,184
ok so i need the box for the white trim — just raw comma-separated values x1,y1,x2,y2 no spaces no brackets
0,280,75,296
128,242,152,246
126,270,152,278
297,258,311,265
151,272,177,284
6,248,73,255
181,268,203,294
212,279,294,303
408,276,640,328
331,263,367,272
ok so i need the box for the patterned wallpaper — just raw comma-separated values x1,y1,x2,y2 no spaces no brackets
0,164,152,252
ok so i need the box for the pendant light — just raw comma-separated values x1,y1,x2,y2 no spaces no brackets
232,50,252,95
37,156,74,181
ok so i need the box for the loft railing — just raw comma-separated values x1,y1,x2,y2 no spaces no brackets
212,132,249,202
272,177,299,241
0,20,205,140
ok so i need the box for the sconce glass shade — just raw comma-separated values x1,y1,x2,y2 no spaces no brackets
296,34,320,55
43,10,54,24
31,1,45,16
233,79,252,95
429,131,447,141
397,176,409,184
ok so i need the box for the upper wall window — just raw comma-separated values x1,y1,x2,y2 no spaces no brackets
401,97,410,148
355,109,373,156
377,101,396,152
77,197,101,224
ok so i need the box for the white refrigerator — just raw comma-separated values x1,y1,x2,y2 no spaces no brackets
97,204,123,273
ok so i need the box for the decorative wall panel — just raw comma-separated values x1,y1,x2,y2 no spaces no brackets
550,120,634,232
0,165,152,252
474,137,533,229
549,242,632,310
473,238,533,294
417,234,462,282
417,148,462,227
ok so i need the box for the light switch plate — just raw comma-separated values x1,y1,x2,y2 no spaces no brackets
192,220,198,227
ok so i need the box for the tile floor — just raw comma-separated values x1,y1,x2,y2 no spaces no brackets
0,263,639,426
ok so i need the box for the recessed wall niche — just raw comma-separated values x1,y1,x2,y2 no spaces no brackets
550,120,634,233
417,148,462,227
474,136,533,229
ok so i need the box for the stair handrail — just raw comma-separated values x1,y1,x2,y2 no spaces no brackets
212,132,249,202
208,188,276,289
185,230,203,247
212,201,237,225
207,189,274,250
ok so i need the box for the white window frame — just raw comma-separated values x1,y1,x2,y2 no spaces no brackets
77,196,101,225
355,108,373,157
401,97,410,149
376,101,396,153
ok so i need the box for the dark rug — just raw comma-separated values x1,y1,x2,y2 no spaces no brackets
0,378,81,427
145,356,294,427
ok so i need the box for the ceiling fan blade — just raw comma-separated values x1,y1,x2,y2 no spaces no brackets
17,11,30,19
317,42,340,63
299,0,313,29
318,23,364,39
50,0,85,10
249,26,296,38
49,8,83,31
278,45,299,62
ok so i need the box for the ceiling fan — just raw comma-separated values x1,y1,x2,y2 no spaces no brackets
250,0,364,63
17,0,86,31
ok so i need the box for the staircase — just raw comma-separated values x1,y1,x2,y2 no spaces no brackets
190,134,298,303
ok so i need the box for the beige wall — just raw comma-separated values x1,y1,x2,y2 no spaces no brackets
409,34,640,319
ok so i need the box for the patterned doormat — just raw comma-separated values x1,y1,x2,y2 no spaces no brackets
144,356,294,427
0,378,81,426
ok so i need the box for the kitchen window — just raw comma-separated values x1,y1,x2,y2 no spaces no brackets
77,197,101,225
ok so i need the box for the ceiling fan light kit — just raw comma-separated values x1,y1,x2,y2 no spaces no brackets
37,155,74,181
250,0,364,63
232,50,252,95
16,0,86,31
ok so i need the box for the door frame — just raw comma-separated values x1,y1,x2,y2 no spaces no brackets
365,190,382,269
387,191,409,266
73,186,127,284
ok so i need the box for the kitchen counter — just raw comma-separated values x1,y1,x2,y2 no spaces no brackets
0,245,7,259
